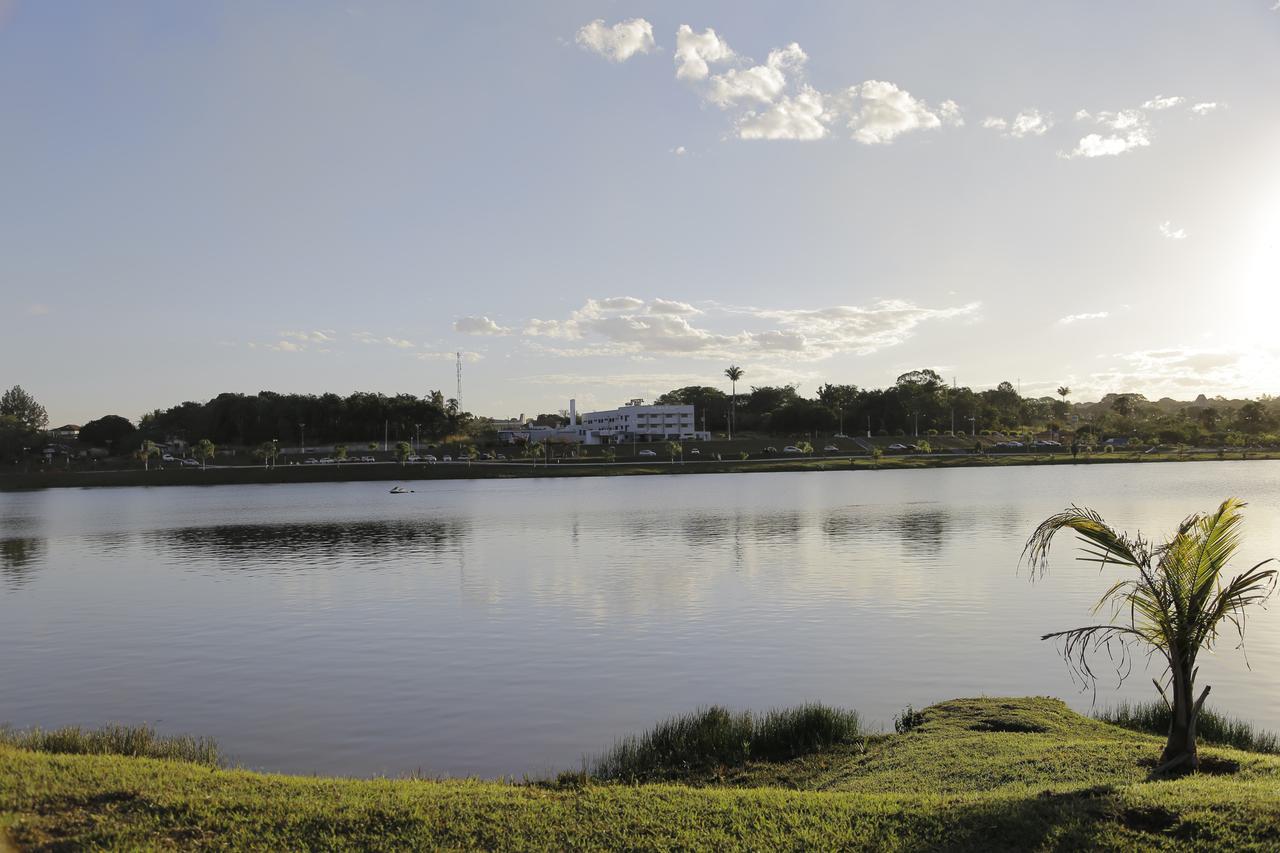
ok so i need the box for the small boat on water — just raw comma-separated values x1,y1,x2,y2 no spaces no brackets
389,486,413,494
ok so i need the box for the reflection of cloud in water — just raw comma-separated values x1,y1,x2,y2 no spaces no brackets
152,519,472,568
1,537,45,588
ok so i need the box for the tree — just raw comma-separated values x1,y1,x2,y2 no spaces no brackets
1112,394,1136,419
666,440,683,464
724,365,744,439
195,438,215,470
395,441,412,466
136,440,160,471
1057,386,1070,404
333,444,348,462
0,386,48,432
796,441,813,455
1024,498,1276,773
78,415,137,451
916,439,932,454
254,440,278,468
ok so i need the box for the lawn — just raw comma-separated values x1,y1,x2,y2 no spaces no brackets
3,697,1278,850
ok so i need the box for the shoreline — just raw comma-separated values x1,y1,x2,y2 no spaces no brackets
1,449,1273,491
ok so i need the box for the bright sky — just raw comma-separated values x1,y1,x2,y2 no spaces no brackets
3,1,1279,426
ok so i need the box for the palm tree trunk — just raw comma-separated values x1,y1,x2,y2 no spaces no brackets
1159,654,1208,773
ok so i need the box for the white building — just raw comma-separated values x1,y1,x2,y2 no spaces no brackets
496,398,709,446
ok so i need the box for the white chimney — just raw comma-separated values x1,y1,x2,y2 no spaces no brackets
569,399,577,426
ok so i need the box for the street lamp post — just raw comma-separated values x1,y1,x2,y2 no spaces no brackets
414,423,421,453
299,423,305,456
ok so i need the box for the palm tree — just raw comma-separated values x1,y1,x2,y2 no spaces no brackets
195,438,215,470
724,365,744,439
394,440,412,466
1024,498,1276,773
1057,386,1070,404
666,440,683,464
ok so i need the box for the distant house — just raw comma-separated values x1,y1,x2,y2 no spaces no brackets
47,424,81,440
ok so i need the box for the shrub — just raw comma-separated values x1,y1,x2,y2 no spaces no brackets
894,705,926,734
0,723,219,765
1094,701,1279,754
591,704,861,782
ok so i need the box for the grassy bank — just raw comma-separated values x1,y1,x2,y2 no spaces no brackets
3,448,1278,491
3,698,1279,850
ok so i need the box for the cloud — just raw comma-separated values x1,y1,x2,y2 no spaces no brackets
1086,348,1278,397
352,332,415,349
267,340,305,352
1190,102,1220,115
417,350,482,362
1159,221,1187,240
455,316,511,336
523,296,978,361
983,109,1051,138
671,145,687,155
706,42,806,107
1142,94,1183,110
1063,102,1164,158
737,85,831,140
25,303,51,316
1057,311,1109,325
575,18,655,63
674,24,735,81
938,100,964,127
280,329,334,343
1066,131,1150,158
845,81,951,144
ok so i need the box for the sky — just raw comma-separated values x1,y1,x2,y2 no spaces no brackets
2,1,1279,426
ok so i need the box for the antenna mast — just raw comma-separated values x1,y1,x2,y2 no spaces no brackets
456,352,463,410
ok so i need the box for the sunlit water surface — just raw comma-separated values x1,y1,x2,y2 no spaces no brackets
3,462,1280,777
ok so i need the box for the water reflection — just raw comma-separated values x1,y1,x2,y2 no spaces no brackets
152,519,472,566
823,505,954,554
1,537,45,588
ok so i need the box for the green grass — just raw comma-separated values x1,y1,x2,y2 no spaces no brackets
0,723,219,766
3,697,1279,850
589,703,861,782
1094,701,1280,755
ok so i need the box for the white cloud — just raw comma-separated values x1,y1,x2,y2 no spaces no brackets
268,340,303,352
671,145,687,155
1094,109,1145,130
455,316,511,336
280,329,334,343
1066,129,1151,158
1142,94,1184,111
706,42,806,107
1086,348,1278,397
1159,221,1187,240
575,18,655,63
737,85,831,140
1190,102,1220,115
1057,311,1109,325
938,100,964,127
845,81,949,145
418,350,482,362
352,332,416,349
983,109,1051,138
522,296,979,361
1074,109,1092,121
25,303,50,316
674,24,735,81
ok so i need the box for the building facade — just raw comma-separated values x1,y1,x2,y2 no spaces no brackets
496,399,710,445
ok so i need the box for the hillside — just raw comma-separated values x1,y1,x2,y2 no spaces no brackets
2,697,1278,850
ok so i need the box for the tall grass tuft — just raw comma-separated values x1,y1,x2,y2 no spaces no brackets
591,703,861,782
1094,700,1279,755
0,723,220,766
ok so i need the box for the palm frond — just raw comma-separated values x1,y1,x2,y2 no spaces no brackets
1023,506,1148,579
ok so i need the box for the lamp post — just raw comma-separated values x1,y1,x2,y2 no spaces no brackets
414,423,421,453
299,423,305,455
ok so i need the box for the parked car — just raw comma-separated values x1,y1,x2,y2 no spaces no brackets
1032,440,1061,448
361,455,376,463
689,448,701,456
638,449,657,457
887,443,908,451
442,455,453,462
496,454,507,460
179,457,200,467
304,458,319,464
161,454,176,462
317,457,335,464
783,445,802,453
407,455,421,462
764,446,778,454
423,455,438,462
823,445,839,452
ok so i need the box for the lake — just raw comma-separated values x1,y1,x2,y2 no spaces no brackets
3,461,1280,778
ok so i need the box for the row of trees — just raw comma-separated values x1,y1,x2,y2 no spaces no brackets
654,369,1280,443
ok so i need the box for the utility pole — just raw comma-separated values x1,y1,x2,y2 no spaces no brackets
384,420,388,452
456,352,463,412
299,422,305,455
414,423,421,453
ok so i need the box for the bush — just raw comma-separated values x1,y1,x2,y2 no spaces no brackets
591,704,861,782
0,723,219,765
1094,701,1279,754
894,705,926,734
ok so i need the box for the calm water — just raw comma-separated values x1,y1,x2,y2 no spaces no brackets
3,462,1280,778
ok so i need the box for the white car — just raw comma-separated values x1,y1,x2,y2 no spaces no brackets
406,455,421,462
442,455,453,462
783,445,802,453
638,449,657,457
823,445,839,452
423,454,438,462
161,454,175,462
179,457,200,467
887,443,908,451
689,448,701,456
304,458,319,464
361,455,376,463
317,457,335,464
